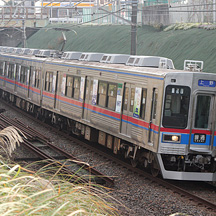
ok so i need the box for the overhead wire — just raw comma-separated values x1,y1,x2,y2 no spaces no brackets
1,0,216,31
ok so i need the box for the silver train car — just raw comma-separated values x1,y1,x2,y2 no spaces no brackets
0,47,215,181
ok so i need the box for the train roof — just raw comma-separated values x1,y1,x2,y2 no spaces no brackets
0,46,213,79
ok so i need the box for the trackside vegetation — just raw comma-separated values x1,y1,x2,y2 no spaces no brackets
0,127,120,215
0,160,120,215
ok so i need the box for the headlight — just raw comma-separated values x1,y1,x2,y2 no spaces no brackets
172,135,179,142
163,134,181,143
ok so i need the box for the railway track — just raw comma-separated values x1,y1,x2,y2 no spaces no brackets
0,99,216,213
0,112,114,186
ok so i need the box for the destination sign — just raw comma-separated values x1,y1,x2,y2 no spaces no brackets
198,79,216,87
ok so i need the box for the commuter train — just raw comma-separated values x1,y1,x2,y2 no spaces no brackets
0,46,215,181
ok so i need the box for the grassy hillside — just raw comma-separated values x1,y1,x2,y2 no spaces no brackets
27,24,216,73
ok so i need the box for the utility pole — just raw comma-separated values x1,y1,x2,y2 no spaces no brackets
214,0,216,23
22,19,26,48
22,1,26,48
130,0,137,55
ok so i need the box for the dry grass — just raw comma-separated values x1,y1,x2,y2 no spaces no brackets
0,126,25,157
0,127,120,215
0,158,120,215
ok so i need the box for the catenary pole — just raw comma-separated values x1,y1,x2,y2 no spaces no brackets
130,0,137,55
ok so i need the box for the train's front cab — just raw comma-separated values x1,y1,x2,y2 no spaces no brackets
157,63,216,181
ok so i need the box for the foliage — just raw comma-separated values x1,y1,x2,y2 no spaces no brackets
0,158,120,215
163,23,200,31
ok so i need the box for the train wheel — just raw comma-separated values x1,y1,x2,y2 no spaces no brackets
35,110,40,119
60,121,65,131
151,160,160,177
131,159,138,168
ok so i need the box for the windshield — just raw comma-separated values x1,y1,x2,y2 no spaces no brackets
162,85,190,129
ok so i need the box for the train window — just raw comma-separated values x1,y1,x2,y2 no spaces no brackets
49,73,53,92
66,76,73,98
90,80,94,99
25,67,29,84
140,88,147,119
123,87,129,111
8,64,14,79
45,73,49,91
0,62,3,75
5,62,9,77
152,89,158,119
98,81,108,107
107,83,117,110
73,77,81,99
85,80,89,99
34,70,40,88
20,66,26,83
45,72,53,92
162,85,190,129
130,88,135,112
15,64,20,81
195,95,211,129
7,63,10,78
85,80,93,100
22,68,25,83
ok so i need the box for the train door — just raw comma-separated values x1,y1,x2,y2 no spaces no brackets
120,83,135,136
189,93,215,152
148,88,158,145
82,77,92,121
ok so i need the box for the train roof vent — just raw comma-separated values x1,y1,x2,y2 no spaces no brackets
5,47,14,53
100,54,130,64
184,60,203,72
15,48,22,54
61,51,82,60
127,56,175,69
3,47,9,52
19,48,25,54
2,47,9,52
28,49,39,55
0,46,5,52
79,53,86,61
19,48,30,55
2,47,9,53
79,53,104,62
35,49,58,58
11,48,17,53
